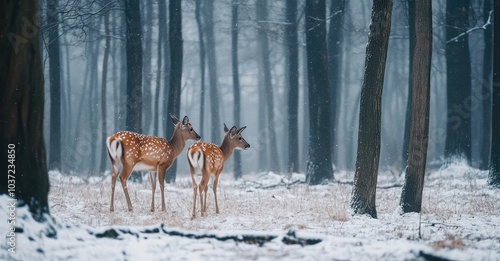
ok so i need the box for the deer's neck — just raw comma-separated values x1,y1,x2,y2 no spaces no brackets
219,137,234,163
168,127,185,157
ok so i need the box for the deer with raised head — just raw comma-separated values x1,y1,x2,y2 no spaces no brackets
187,124,250,218
106,114,200,212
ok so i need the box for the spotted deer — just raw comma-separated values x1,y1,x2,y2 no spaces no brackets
187,124,250,218
106,114,200,212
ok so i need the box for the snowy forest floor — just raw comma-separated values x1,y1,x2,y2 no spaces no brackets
2,160,500,260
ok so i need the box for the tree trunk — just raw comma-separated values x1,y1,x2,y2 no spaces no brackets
481,0,493,170
286,0,299,173
400,0,432,213
165,0,183,183
489,0,500,187
328,0,346,169
0,0,50,220
445,0,472,162
205,0,221,144
350,0,392,218
195,0,206,139
154,0,166,136
305,0,333,184
125,0,143,133
232,0,243,179
142,0,153,135
256,0,280,173
162,1,171,139
402,0,415,172
47,0,61,171
100,11,111,173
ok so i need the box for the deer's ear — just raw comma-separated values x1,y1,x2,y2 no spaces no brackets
224,123,229,133
229,126,238,138
170,114,180,125
182,116,189,126
237,126,247,134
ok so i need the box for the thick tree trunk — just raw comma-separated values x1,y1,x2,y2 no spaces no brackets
142,0,153,135
154,0,165,136
400,0,432,213
445,0,472,162
328,0,345,169
286,0,299,173
205,0,221,144
0,0,50,220
305,0,333,184
232,0,243,179
47,0,61,171
125,0,143,133
489,0,500,187
165,0,183,183
350,0,392,218
100,11,111,173
161,0,171,138
402,0,415,172
256,0,280,173
481,0,493,170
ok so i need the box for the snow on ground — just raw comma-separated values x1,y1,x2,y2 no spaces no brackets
1,160,500,260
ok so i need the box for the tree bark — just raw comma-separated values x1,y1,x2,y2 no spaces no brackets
445,0,472,162
400,0,432,213
100,11,111,173
232,0,243,179
205,0,221,144
350,0,392,218
481,0,493,170
328,0,345,169
142,0,153,135
47,0,61,170
195,0,206,140
165,0,183,183
305,0,333,184
0,0,50,220
402,0,415,172
125,0,143,133
286,0,299,173
256,0,280,173
489,0,500,187
154,0,166,136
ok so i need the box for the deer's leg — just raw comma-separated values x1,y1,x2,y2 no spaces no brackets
213,172,221,214
110,163,118,212
190,166,198,219
118,165,133,212
149,171,157,212
157,165,167,212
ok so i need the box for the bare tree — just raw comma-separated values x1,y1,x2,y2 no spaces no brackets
489,0,500,187
195,0,206,138
481,0,493,170
305,0,333,184
100,10,111,173
445,0,472,162
0,0,50,219
400,0,432,213
165,0,183,183
232,0,243,179
350,0,392,218
47,0,61,170
286,0,299,173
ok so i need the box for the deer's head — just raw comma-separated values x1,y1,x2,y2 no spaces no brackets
170,114,201,141
223,123,250,150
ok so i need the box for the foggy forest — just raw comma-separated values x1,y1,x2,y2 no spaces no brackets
1,0,499,260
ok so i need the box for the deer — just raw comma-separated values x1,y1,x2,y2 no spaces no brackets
187,124,250,219
106,114,200,212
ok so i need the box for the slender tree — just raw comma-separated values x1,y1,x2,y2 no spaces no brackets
1,0,50,219
286,0,299,173
195,0,206,138
154,0,165,136
402,0,415,172
350,0,392,218
142,0,153,134
232,0,243,179
400,0,432,213
205,0,221,144
328,0,346,169
47,0,61,170
165,0,183,183
481,0,493,170
161,0,171,138
256,0,280,173
305,0,333,184
489,0,500,187
100,11,111,173
125,0,143,133
445,0,472,162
